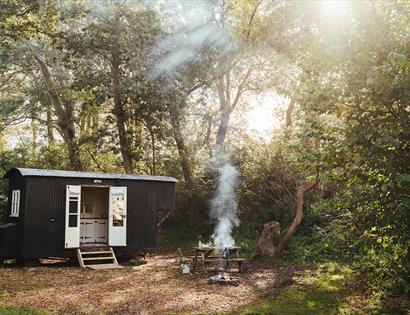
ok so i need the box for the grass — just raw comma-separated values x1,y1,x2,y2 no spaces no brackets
0,307,48,315
231,263,366,315
0,287,48,315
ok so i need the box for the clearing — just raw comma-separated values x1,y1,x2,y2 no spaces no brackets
0,251,302,315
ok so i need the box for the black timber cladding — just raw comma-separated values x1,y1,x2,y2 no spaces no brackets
1,168,177,259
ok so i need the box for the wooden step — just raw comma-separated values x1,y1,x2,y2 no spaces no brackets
87,263,124,270
82,256,115,261
80,251,112,255
77,247,121,269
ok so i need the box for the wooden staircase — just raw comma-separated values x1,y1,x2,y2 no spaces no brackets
77,246,123,270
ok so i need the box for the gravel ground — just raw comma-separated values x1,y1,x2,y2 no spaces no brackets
0,252,303,314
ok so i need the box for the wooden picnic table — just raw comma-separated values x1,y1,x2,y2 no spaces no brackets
191,246,215,272
191,246,246,273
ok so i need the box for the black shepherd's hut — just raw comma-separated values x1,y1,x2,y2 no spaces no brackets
0,168,177,262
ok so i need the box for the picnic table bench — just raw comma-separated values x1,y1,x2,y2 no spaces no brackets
190,246,247,273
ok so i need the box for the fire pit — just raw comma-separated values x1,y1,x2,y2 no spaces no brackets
208,272,240,286
207,246,242,286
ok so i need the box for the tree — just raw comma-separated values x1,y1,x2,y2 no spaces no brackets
1,0,85,170
253,173,319,257
64,3,166,173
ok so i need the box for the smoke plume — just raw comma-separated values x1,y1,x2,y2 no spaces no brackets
209,147,240,252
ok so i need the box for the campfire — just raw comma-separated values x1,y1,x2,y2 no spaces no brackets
190,236,246,284
208,272,240,286
207,246,241,286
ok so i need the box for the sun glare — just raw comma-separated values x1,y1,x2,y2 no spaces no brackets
320,0,349,20
245,93,288,141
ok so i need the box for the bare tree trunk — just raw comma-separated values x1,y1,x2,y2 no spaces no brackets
213,64,252,149
34,54,83,171
252,175,319,257
215,109,231,147
169,105,195,189
214,74,232,148
111,50,134,174
275,177,319,252
46,104,55,146
31,118,38,155
133,121,143,167
203,115,212,146
147,125,156,175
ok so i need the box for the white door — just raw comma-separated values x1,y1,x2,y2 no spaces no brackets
96,220,108,243
65,185,81,248
80,219,107,244
80,219,96,243
108,187,127,246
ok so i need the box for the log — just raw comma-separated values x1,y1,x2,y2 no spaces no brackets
252,221,280,258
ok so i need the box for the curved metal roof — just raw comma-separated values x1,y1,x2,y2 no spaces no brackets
8,168,178,183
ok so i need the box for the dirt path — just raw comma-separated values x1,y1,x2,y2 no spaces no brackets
0,253,303,314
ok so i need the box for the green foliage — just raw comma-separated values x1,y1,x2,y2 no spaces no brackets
0,142,69,222
285,0,410,297
157,226,202,251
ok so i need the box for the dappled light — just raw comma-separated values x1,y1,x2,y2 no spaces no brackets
0,0,409,314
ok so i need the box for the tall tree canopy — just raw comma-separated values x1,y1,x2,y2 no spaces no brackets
0,0,409,305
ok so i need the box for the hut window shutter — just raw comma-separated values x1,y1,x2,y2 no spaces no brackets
10,190,20,217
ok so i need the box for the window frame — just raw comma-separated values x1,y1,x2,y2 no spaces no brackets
10,189,21,217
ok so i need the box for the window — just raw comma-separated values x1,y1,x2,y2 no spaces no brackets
10,189,20,217
68,196,79,227
112,195,125,226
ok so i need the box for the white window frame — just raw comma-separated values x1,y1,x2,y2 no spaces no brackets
10,189,21,217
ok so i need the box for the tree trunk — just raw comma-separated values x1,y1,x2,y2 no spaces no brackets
203,115,212,146
252,221,280,257
147,124,156,175
34,54,83,171
252,176,319,257
111,50,134,174
46,104,55,146
31,118,38,154
215,108,231,148
275,177,319,252
169,105,195,189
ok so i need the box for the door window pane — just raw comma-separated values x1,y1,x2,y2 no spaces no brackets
69,215,77,227
69,200,78,214
112,195,124,226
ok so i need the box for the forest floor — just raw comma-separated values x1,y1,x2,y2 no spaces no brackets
0,251,403,315
0,251,306,315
